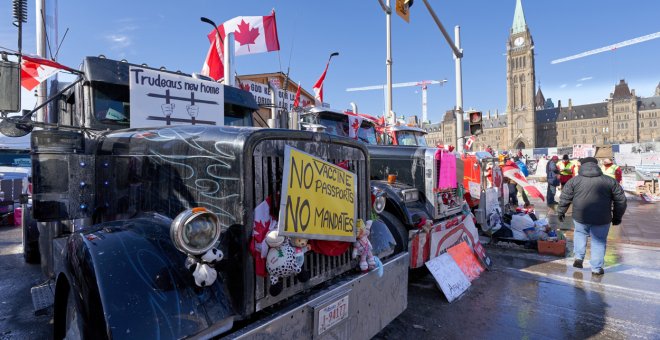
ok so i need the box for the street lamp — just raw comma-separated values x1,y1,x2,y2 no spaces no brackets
200,17,223,45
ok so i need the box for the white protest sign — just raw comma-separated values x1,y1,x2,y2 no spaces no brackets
129,66,224,128
468,181,481,199
425,252,471,303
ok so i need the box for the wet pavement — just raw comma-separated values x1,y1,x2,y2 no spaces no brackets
377,200,660,340
0,226,50,340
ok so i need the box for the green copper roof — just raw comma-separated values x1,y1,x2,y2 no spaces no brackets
512,0,527,34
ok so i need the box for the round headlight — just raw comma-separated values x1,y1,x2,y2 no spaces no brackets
171,208,221,255
373,195,386,214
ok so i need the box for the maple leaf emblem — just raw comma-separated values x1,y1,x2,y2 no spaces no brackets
234,20,260,52
351,119,360,137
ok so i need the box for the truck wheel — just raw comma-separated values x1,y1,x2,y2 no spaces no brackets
23,219,40,264
379,211,408,254
64,289,84,340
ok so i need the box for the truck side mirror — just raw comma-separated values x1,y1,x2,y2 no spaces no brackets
0,59,21,113
0,115,33,137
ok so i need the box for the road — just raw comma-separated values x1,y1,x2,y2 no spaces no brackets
376,200,660,339
0,201,658,339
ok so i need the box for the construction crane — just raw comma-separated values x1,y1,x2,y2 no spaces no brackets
551,31,660,64
346,79,447,124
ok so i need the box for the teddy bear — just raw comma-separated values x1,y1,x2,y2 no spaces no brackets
352,219,376,272
265,231,309,296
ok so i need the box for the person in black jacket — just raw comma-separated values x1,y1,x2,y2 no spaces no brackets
557,157,627,275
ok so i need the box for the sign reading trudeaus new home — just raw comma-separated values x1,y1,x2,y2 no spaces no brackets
129,66,224,128
278,146,357,242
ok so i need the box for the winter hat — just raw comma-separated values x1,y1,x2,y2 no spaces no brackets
562,154,569,161
579,157,598,165
551,155,559,161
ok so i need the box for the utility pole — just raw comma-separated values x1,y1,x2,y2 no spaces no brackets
36,0,47,123
421,0,465,151
377,0,394,124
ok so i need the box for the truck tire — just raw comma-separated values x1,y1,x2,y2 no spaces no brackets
23,217,40,264
379,211,408,254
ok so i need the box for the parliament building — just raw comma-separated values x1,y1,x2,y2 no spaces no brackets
425,0,660,150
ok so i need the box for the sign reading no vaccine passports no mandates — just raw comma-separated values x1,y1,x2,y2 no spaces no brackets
278,146,357,242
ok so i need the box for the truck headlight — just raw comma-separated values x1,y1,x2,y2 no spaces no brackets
171,207,221,255
401,189,419,203
371,187,386,214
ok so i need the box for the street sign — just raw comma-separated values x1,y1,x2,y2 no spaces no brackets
395,0,413,23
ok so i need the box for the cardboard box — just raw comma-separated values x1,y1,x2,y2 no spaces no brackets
537,240,566,256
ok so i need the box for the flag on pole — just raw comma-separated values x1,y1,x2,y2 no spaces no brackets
502,163,545,201
464,135,476,151
20,56,71,91
293,82,301,108
313,61,331,105
202,10,280,80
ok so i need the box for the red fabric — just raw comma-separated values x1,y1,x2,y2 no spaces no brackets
502,164,545,202
464,135,476,150
293,82,301,108
202,26,225,80
615,167,622,183
21,56,70,91
313,61,330,104
309,240,350,256
262,12,281,52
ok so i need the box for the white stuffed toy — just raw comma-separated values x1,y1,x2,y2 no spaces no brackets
266,231,304,296
186,247,224,287
352,219,376,272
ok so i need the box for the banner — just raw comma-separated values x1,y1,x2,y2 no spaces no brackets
278,146,357,242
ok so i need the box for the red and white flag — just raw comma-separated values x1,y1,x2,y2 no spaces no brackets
502,163,545,201
464,135,476,151
20,56,70,91
347,114,364,140
202,11,280,81
313,61,330,105
293,82,301,108
249,197,277,277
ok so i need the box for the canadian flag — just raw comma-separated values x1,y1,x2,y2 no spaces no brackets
464,135,476,151
20,56,70,91
249,197,278,277
502,163,545,202
347,114,363,140
202,11,280,81
313,60,331,105
293,82,301,108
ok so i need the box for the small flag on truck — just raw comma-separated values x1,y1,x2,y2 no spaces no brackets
20,55,71,91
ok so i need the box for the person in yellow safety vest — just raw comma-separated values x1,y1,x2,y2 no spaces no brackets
601,158,622,184
557,154,576,189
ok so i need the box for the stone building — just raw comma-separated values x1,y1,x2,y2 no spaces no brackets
425,0,660,151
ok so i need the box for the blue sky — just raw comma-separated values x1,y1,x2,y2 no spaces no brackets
1,0,659,123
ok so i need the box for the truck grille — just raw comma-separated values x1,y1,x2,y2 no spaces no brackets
252,139,367,311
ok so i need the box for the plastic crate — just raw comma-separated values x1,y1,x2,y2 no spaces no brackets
537,240,566,256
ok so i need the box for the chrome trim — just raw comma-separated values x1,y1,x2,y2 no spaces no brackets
170,208,221,256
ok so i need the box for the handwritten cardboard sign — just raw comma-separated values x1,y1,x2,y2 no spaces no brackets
447,241,485,282
129,66,224,128
278,146,357,242
425,253,471,303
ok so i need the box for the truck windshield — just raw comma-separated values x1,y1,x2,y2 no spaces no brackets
416,133,428,146
225,104,253,127
397,131,418,146
93,83,130,126
302,112,349,137
358,122,378,144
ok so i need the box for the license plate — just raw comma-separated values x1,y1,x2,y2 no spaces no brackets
317,295,349,335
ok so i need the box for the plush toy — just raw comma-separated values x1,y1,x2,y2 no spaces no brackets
185,247,224,287
290,237,312,283
265,231,309,296
352,219,376,272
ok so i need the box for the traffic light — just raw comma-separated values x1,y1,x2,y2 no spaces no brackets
469,111,483,136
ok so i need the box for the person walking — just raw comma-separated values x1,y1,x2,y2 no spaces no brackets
558,154,576,189
601,158,622,184
513,157,531,206
557,157,627,276
546,155,560,207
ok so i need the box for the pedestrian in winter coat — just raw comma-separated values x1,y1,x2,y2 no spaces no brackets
557,154,576,189
557,157,627,276
546,155,560,206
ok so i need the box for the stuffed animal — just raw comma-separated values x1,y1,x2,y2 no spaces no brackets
290,237,312,283
265,231,307,296
352,220,376,272
185,247,224,287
